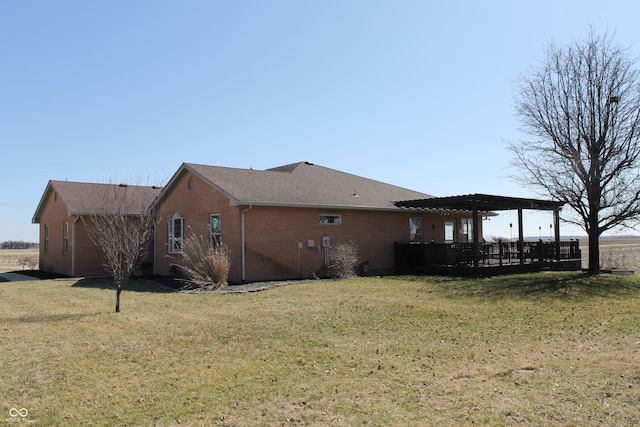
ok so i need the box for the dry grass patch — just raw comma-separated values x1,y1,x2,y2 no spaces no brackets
2,273,640,425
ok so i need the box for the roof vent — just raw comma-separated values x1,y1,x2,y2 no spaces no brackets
305,161,314,165
119,183,128,187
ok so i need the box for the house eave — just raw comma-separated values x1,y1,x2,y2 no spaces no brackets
231,200,479,215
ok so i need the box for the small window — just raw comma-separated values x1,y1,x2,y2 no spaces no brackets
168,213,185,253
63,221,69,254
44,225,49,254
188,177,194,191
444,220,455,244
210,214,221,248
319,214,342,225
409,217,422,243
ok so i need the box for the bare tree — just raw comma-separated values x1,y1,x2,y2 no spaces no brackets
83,183,161,312
509,29,640,274
17,255,37,270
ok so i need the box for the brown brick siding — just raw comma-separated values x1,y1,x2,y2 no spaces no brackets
37,190,109,277
154,171,244,281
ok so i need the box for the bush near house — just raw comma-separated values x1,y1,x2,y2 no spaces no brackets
172,228,231,290
329,241,361,278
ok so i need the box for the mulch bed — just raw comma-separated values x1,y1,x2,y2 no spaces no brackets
6,270,69,280
7,270,317,293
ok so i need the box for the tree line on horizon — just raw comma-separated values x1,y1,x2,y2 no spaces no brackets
0,241,38,250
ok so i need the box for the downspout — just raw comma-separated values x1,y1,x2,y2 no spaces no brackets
153,220,157,276
241,205,253,282
72,216,80,276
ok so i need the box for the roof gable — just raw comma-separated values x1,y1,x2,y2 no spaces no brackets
32,180,162,223
162,161,433,210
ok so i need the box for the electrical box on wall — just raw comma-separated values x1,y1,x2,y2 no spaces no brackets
322,236,330,247
307,239,315,248
297,242,303,249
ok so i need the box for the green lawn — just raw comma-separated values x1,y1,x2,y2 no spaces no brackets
2,273,640,426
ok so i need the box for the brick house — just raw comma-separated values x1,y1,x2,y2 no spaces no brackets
154,162,478,283
32,180,162,277
32,162,479,281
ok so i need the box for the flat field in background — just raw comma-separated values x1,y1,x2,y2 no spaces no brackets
0,248,38,273
2,273,640,426
581,236,640,272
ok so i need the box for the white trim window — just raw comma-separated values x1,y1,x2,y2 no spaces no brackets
319,213,342,225
63,221,69,254
44,224,49,254
210,214,221,248
409,217,422,243
461,218,473,243
168,213,185,253
444,220,455,244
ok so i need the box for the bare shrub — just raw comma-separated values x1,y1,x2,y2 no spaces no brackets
17,255,37,270
173,227,230,290
329,241,361,279
600,247,632,271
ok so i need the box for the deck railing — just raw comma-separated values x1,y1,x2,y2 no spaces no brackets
395,239,581,274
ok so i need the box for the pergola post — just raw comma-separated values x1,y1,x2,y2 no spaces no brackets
472,204,480,269
553,208,561,261
518,208,525,265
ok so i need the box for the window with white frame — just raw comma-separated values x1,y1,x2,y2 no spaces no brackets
444,220,455,243
461,218,473,243
44,224,49,254
319,213,342,225
168,213,184,253
63,221,69,254
409,217,422,243
210,214,221,248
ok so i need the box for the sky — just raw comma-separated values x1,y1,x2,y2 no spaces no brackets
2,0,640,242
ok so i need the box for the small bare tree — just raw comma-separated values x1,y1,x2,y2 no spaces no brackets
509,29,640,274
83,183,161,312
17,255,37,270
172,226,231,290
330,241,361,279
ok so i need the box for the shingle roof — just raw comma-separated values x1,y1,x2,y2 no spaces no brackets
176,161,433,210
32,181,162,223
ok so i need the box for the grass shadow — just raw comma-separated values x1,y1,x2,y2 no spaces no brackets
71,277,173,293
1,312,102,324
390,272,640,301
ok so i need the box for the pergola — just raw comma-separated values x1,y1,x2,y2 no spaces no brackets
394,193,565,269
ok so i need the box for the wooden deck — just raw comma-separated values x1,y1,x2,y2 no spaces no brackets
394,240,582,277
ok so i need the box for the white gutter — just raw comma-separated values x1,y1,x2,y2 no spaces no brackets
241,205,253,282
72,216,80,276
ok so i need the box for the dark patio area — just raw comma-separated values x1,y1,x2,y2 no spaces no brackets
394,240,581,276
394,194,582,276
